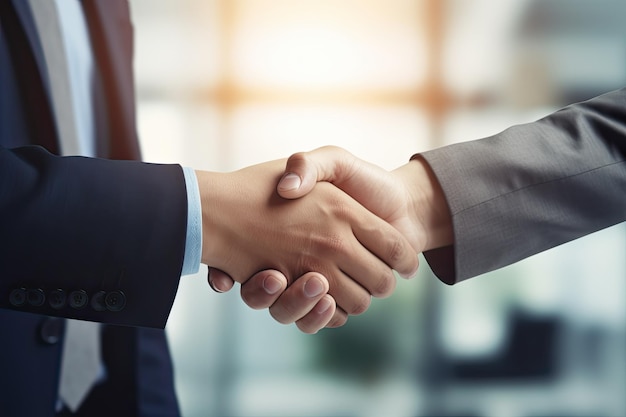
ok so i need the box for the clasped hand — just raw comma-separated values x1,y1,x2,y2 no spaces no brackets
199,147,452,333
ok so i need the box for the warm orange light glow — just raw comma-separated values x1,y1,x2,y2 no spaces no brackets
229,0,427,91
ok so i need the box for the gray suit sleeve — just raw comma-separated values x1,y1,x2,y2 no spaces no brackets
420,88,626,284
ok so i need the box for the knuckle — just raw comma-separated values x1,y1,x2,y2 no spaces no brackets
240,292,264,310
287,151,308,168
296,321,318,334
372,269,396,298
311,233,346,256
320,145,340,153
348,293,371,316
240,280,267,310
327,234,347,253
269,306,295,325
327,314,347,328
331,197,352,219
387,236,408,263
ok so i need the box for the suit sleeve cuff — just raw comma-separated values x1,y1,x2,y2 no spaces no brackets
181,167,202,275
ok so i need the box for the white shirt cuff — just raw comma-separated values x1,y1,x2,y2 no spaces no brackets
181,167,202,275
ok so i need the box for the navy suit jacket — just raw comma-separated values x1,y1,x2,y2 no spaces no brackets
1,1,185,415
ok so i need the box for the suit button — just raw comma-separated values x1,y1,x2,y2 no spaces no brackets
105,291,126,312
91,291,107,312
39,317,63,345
69,290,88,309
27,288,46,307
49,289,66,309
9,288,27,306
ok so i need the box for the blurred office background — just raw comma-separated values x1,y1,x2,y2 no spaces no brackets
130,0,626,416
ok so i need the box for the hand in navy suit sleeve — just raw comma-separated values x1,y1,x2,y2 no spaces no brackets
1,145,188,328
1,146,420,331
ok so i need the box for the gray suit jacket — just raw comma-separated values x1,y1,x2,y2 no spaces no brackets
421,88,626,284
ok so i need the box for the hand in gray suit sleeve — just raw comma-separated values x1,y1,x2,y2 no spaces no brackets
211,88,626,333
421,87,626,284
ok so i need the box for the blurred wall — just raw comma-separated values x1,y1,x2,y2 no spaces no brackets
130,1,626,416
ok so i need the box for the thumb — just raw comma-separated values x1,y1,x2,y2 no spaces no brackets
277,146,356,199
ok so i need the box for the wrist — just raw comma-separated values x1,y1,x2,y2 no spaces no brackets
194,170,224,267
395,155,453,251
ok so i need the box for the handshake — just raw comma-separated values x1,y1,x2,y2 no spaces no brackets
195,146,453,334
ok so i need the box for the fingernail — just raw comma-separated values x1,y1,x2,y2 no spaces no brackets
263,274,283,295
210,282,226,293
208,269,225,293
278,173,301,191
303,277,325,298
